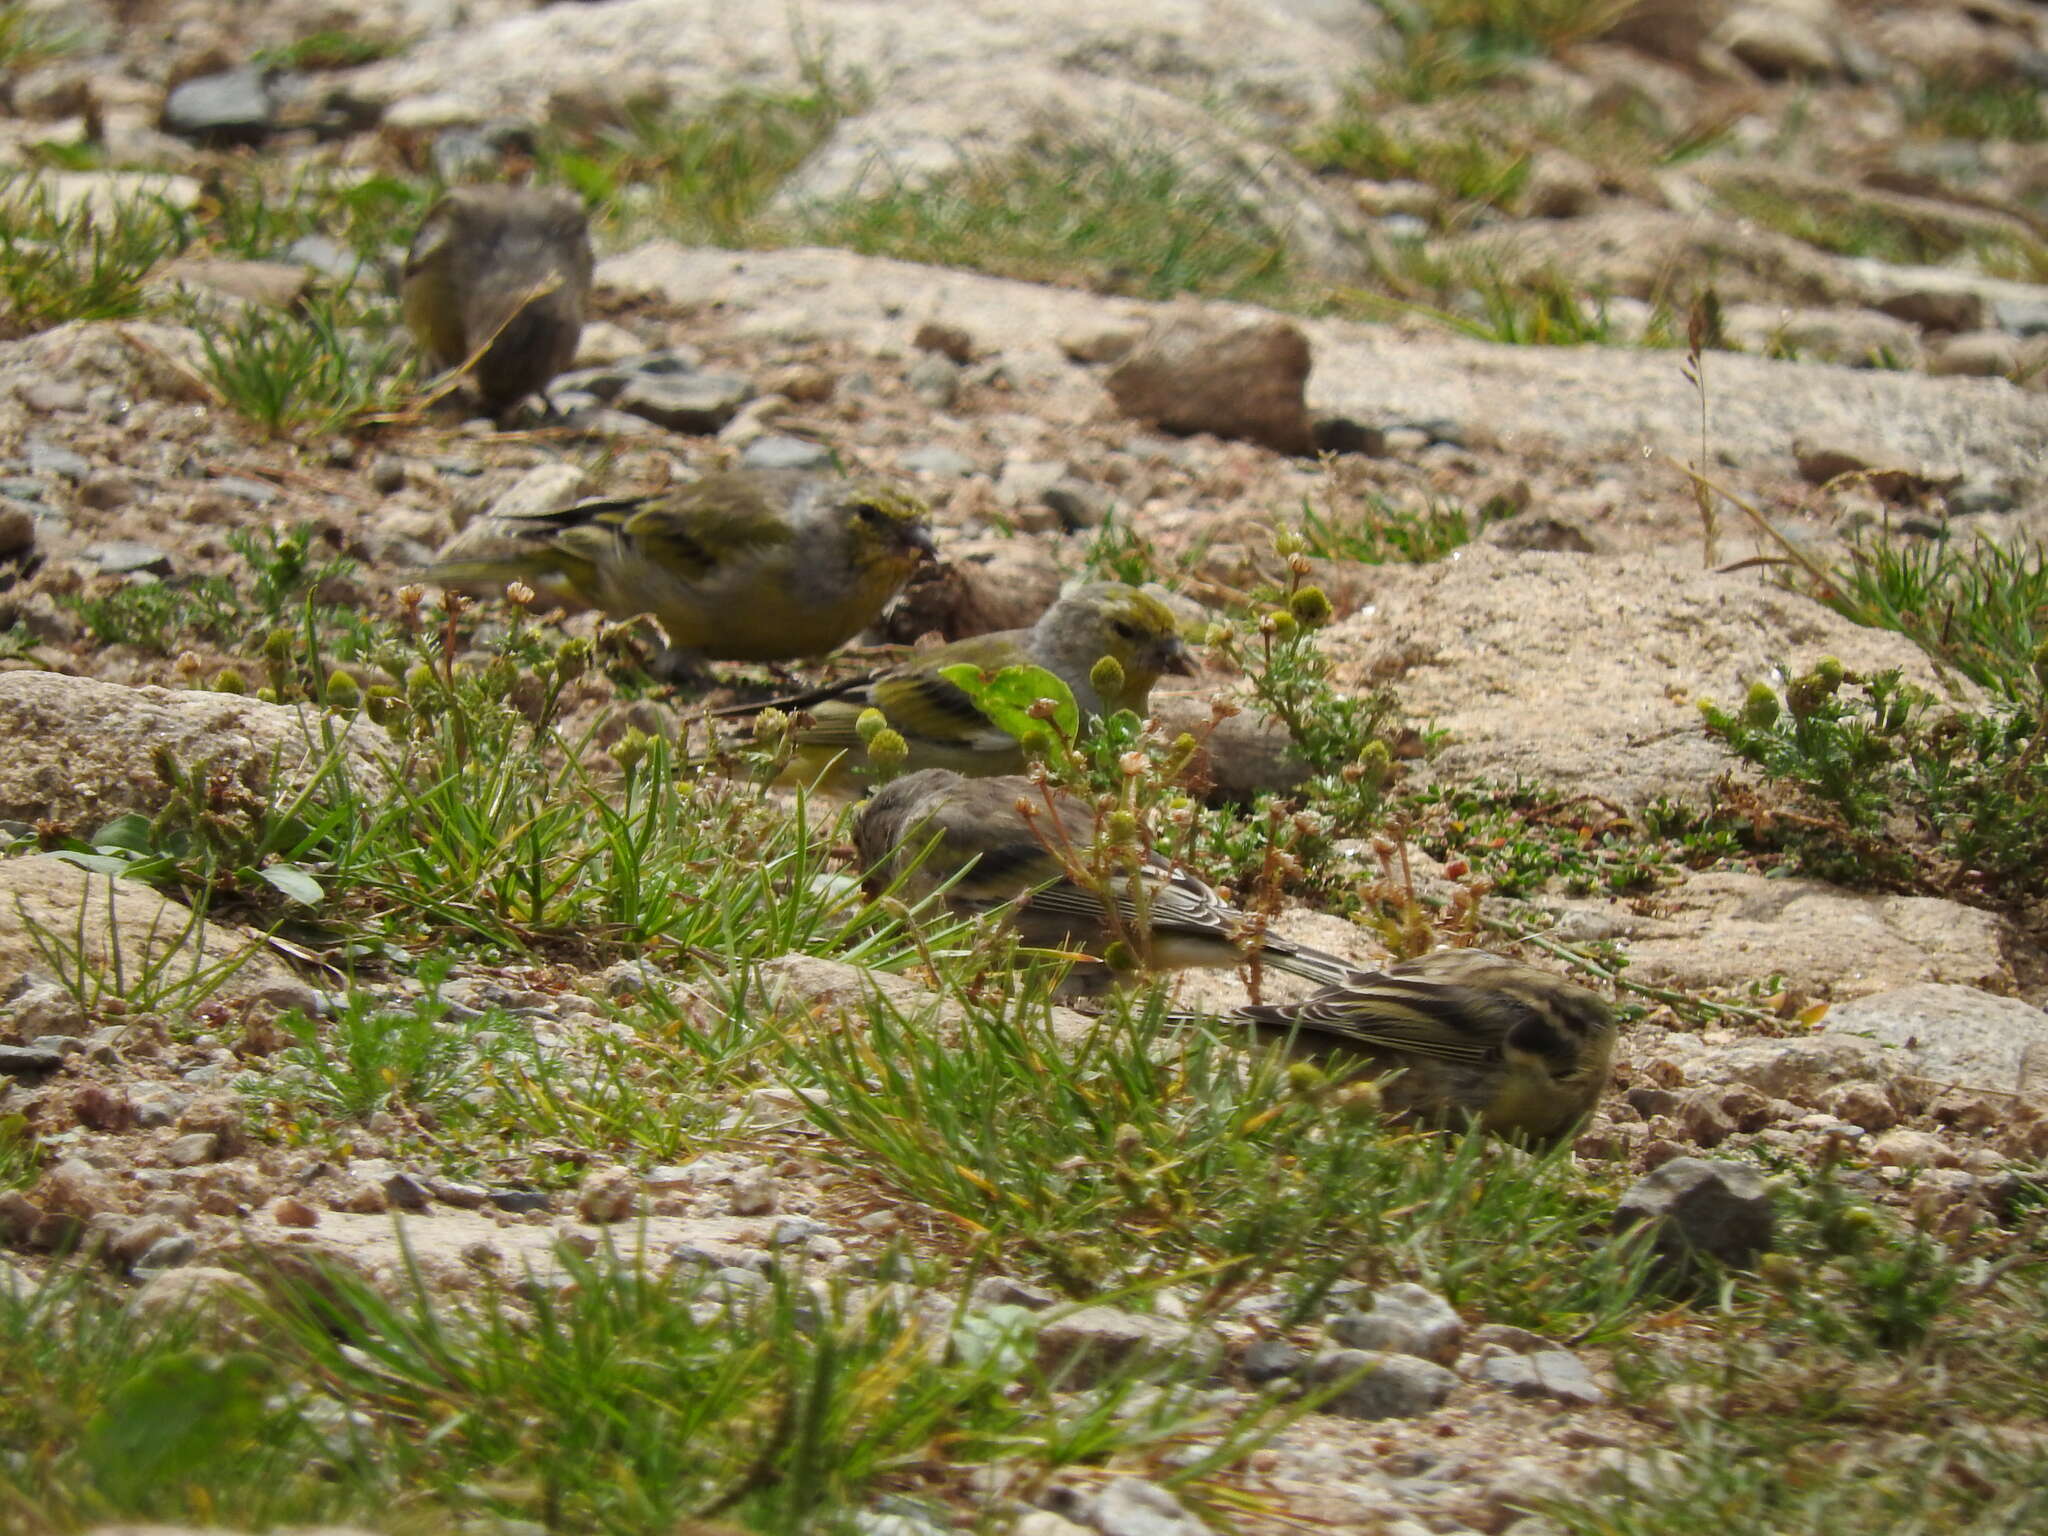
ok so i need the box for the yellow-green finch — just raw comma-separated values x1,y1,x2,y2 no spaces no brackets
402,184,594,417
785,582,1195,786
854,767,1363,988
427,470,936,674
1186,949,1616,1142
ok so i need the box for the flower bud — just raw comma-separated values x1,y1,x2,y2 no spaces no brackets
1286,1060,1326,1096
1740,682,1781,729
1272,528,1306,558
1101,939,1136,973
1331,1080,1382,1121
1288,584,1333,628
865,727,909,768
855,707,888,745
505,580,536,608
609,728,652,775
212,668,248,694
1261,608,1299,640
753,706,790,748
324,671,360,711
1105,810,1140,848
554,637,592,685
1089,654,1126,697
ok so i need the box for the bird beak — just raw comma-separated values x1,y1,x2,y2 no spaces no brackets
1155,633,1198,677
903,523,939,563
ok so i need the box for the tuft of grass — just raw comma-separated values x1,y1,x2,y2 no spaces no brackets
0,1253,1267,1534
252,30,403,72
1700,658,2048,903
0,0,84,71
541,83,854,246
806,142,1297,305
0,175,189,337
1301,117,1531,216
1369,0,1631,101
188,290,408,437
1818,528,2048,699
785,976,1658,1329
1905,74,2048,144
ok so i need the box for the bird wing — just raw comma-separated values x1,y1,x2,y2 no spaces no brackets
1239,974,1522,1064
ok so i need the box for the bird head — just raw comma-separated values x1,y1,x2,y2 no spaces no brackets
838,483,938,576
1491,981,1617,1142
1041,583,1197,713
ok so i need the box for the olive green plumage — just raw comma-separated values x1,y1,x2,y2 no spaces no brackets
427,470,935,668
402,184,594,416
786,583,1195,786
1198,949,1617,1143
854,767,1359,987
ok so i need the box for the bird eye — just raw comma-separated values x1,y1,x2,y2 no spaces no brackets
1111,619,1138,639
855,502,885,523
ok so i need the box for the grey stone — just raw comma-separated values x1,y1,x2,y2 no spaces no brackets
1043,478,1107,530
906,353,961,408
0,502,36,558
1309,1348,1458,1419
487,1187,551,1214
1088,1477,1212,1536
0,1044,64,1077
971,1274,1060,1310
287,235,364,281
613,373,752,433
24,438,89,480
134,1233,199,1272
210,475,280,505
1473,1349,1606,1406
898,445,976,478
82,541,172,575
1239,1336,1307,1384
740,434,837,472
1823,984,2048,1096
1615,1156,1774,1270
1311,415,1387,457
1035,1305,1209,1388
1945,481,2016,516
383,1171,434,1210
161,68,275,147
1993,295,2048,337
1106,307,1314,455
163,1132,219,1167
1326,1282,1465,1363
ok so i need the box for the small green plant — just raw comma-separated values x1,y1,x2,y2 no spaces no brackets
60,577,244,654
0,0,84,71
1297,490,1493,565
1366,0,1630,101
1905,74,2048,143
13,871,261,1019
1205,533,1400,816
1700,657,2048,902
541,79,855,245
190,292,406,437
0,1112,39,1190
253,30,401,71
1818,529,2048,700
249,957,481,1122
0,175,188,337
808,141,1296,305
788,977,1657,1328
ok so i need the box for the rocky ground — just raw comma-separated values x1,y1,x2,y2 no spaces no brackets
3,2,2048,1534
